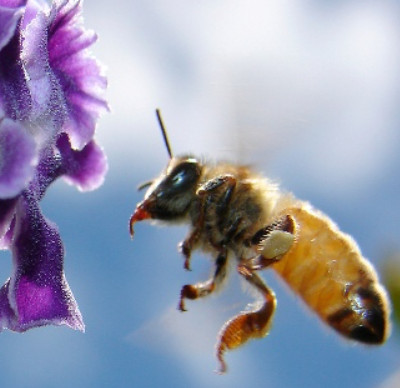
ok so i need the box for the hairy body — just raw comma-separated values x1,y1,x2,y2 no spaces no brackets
130,155,390,373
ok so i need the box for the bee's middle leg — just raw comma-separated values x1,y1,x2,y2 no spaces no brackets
178,248,228,312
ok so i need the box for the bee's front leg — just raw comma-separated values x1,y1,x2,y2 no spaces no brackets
178,248,228,311
178,231,200,271
179,174,237,270
215,267,276,374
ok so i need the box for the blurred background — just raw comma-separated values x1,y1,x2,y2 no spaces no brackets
1,0,400,387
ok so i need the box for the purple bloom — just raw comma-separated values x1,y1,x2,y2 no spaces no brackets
0,0,108,332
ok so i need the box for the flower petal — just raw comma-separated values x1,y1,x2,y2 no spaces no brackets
0,119,37,199
0,0,27,6
1,193,85,332
0,1,25,52
0,0,107,335
48,0,108,150
0,9,31,121
0,279,18,330
0,198,17,245
21,1,67,138
0,217,15,249
57,133,108,191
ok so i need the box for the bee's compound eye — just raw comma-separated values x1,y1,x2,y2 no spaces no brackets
166,160,200,193
171,170,186,186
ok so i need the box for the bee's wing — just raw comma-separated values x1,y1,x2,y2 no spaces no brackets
272,204,390,344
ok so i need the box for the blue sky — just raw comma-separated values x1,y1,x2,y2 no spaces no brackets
1,1,400,387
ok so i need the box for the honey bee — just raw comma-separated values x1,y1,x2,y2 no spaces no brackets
129,110,390,373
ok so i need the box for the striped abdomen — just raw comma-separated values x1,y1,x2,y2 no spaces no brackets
272,205,390,344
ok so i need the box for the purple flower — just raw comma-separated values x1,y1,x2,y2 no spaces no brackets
0,0,108,332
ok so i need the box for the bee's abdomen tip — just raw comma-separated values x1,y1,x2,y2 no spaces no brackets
327,285,389,344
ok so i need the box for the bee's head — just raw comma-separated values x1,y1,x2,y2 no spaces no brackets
129,110,202,237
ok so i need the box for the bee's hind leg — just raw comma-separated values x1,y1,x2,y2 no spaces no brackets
215,267,276,374
245,214,296,271
214,215,296,373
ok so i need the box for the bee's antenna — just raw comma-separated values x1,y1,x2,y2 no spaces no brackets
156,108,173,159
